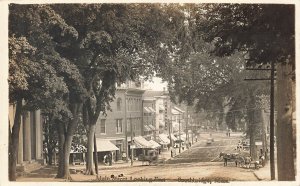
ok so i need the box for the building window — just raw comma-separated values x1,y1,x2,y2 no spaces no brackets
117,98,122,111
100,119,106,134
116,119,123,133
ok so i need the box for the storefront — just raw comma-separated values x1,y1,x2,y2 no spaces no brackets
96,138,120,163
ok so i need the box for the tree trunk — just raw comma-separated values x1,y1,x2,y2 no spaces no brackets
9,98,22,181
55,103,82,180
85,124,96,175
64,103,82,179
56,123,66,178
276,63,295,181
62,134,73,180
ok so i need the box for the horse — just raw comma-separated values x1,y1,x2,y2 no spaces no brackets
219,152,244,167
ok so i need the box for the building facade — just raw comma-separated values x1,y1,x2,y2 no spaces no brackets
142,97,156,140
95,80,145,161
9,104,44,173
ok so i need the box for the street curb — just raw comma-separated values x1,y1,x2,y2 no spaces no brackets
253,172,262,181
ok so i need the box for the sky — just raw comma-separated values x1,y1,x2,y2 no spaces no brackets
144,77,168,91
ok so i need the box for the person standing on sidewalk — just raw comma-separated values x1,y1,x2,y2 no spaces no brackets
108,152,112,166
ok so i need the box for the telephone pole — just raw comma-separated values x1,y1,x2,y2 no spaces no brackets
130,115,133,166
124,92,128,163
245,64,276,180
179,117,181,153
270,60,275,180
186,107,189,144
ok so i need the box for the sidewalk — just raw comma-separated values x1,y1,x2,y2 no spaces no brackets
253,162,276,181
69,150,173,172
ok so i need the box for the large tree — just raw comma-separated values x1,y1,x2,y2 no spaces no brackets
9,4,85,180
52,4,187,175
197,4,295,180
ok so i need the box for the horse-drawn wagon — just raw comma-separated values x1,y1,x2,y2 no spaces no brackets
138,150,159,165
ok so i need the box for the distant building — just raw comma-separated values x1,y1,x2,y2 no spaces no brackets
95,80,145,161
171,106,185,134
142,97,156,140
143,88,171,135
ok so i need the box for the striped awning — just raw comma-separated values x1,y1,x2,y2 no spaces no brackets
158,134,170,145
133,136,153,149
148,125,156,130
143,107,151,113
144,125,151,132
149,140,161,148
170,134,178,141
148,107,156,113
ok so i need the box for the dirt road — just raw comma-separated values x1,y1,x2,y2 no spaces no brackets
18,132,258,182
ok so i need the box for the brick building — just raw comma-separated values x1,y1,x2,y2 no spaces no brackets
95,80,145,161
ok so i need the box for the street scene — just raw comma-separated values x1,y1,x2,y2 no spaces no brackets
17,132,270,182
7,2,296,184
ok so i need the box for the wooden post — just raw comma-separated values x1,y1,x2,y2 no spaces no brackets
270,60,275,180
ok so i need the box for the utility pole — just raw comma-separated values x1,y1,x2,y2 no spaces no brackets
186,108,188,144
270,60,275,180
167,99,172,147
244,65,276,180
179,116,181,153
130,115,133,166
124,92,128,163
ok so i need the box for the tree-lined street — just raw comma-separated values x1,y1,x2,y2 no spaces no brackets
17,132,264,182
8,3,296,183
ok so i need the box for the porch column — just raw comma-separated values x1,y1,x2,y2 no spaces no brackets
17,115,23,164
35,110,42,159
23,112,32,161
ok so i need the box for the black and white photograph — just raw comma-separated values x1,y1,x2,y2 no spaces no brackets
3,1,298,184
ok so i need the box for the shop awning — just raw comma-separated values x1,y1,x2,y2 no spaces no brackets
159,105,164,110
170,134,178,141
133,136,153,149
96,139,119,152
148,107,156,113
149,140,161,148
144,125,151,132
143,107,151,113
171,109,180,115
159,121,165,127
174,106,185,113
148,125,156,130
158,134,170,145
176,135,186,142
